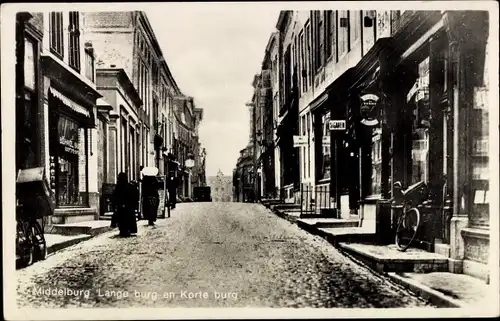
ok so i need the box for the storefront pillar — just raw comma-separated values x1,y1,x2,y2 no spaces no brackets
107,113,119,184
87,125,100,217
444,11,490,278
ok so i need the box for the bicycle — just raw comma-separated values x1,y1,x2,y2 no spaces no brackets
393,181,425,252
16,202,47,268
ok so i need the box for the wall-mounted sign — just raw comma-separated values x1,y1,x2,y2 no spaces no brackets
293,135,308,147
329,120,346,131
359,93,380,126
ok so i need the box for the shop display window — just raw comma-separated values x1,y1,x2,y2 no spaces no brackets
318,111,331,181
370,126,382,196
408,57,430,185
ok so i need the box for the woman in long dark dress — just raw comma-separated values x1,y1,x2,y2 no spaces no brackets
111,172,138,236
141,176,159,226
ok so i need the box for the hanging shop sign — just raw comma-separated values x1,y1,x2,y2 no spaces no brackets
359,93,381,126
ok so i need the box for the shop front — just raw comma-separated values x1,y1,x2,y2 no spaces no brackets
347,11,491,280
42,51,102,222
307,68,354,218
48,88,96,214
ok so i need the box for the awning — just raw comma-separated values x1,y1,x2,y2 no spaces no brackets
49,88,91,118
327,67,356,100
309,91,329,113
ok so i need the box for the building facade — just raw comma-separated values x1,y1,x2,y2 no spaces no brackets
83,11,204,205
238,9,493,282
41,12,102,224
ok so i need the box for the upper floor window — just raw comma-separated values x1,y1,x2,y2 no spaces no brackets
299,31,305,93
317,13,324,70
152,63,159,87
68,11,81,72
305,22,311,88
325,11,334,60
49,12,64,58
350,10,361,46
338,11,349,57
24,38,36,90
85,48,94,82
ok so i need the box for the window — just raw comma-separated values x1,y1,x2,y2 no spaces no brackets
318,12,324,69
299,31,306,92
152,63,158,84
54,116,87,206
350,10,361,46
18,36,38,170
306,112,311,178
338,11,349,57
302,115,306,177
305,22,311,88
85,49,94,82
312,11,322,71
68,12,81,72
49,12,63,57
318,111,331,181
145,68,150,115
408,57,430,185
325,11,333,60
370,127,382,195
292,36,300,88
24,38,36,90
137,60,144,101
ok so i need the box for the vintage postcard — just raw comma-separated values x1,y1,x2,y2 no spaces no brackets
2,1,499,319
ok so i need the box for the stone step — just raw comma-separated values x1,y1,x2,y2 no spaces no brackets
337,243,449,274
99,212,114,220
297,218,359,229
47,220,112,236
270,204,300,211
51,207,97,224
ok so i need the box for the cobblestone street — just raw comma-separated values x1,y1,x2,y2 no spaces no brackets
17,203,434,308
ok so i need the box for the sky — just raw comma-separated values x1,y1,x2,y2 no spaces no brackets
147,5,280,177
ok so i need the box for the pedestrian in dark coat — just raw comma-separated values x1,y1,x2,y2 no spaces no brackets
142,175,159,226
111,172,138,237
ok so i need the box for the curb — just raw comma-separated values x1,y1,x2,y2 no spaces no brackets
47,235,92,255
46,224,114,256
263,203,466,308
386,272,465,308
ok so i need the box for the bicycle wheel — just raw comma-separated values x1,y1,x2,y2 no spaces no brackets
32,220,47,261
16,221,34,267
395,207,421,252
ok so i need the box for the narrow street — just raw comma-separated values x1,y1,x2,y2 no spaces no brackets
17,203,433,308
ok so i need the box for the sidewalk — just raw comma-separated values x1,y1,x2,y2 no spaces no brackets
263,202,495,309
43,219,114,257
386,272,493,310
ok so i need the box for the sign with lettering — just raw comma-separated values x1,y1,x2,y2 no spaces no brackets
293,135,308,147
359,93,381,126
329,120,346,131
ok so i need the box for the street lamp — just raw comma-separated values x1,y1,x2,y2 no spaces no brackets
185,152,195,169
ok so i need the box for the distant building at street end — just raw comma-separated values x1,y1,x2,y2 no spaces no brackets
207,170,233,202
